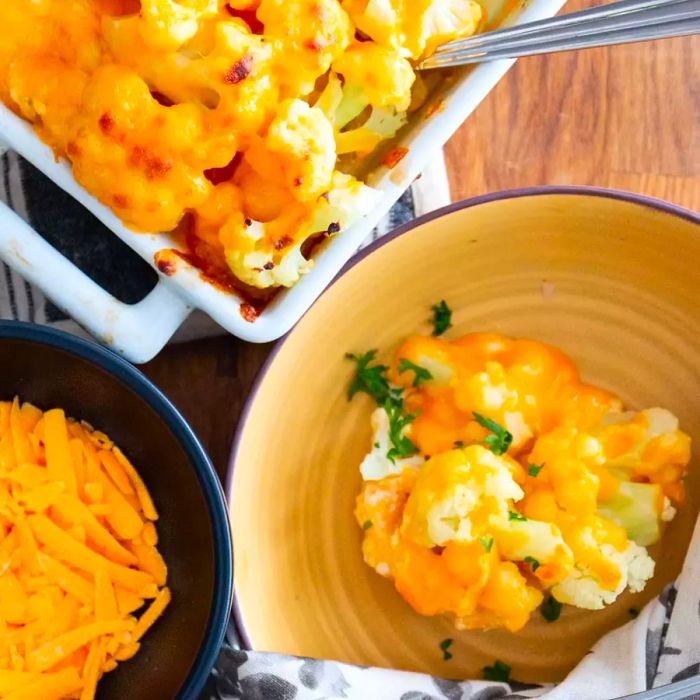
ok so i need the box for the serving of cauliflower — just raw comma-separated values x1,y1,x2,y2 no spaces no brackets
349,328,691,632
0,0,483,301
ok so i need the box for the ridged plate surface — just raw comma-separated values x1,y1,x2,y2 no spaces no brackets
230,191,700,683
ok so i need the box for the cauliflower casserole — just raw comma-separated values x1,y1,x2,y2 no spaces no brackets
0,0,482,302
348,316,691,633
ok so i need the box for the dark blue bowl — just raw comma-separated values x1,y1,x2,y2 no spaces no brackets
0,321,232,700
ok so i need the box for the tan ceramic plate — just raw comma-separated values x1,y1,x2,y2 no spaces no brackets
228,188,700,684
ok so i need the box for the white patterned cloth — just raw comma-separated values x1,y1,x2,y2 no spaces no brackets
204,516,700,700
0,150,451,341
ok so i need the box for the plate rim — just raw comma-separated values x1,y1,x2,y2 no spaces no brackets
226,184,700,650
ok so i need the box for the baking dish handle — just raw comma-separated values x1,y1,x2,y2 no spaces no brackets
0,200,191,363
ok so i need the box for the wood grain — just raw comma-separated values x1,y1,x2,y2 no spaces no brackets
143,6,700,481
445,4,700,209
142,337,272,483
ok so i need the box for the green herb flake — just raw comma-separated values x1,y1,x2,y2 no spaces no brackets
345,350,390,404
346,350,423,466
541,596,562,622
439,638,453,661
508,510,527,522
479,536,494,553
430,300,452,337
373,442,380,449
482,660,511,682
362,520,373,530
629,607,639,619
524,556,540,572
528,463,544,477
472,412,513,455
397,357,433,388
453,441,465,449
384,397,419,463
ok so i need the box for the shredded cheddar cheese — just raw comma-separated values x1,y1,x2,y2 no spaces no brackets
0,398,170,699
351,332,691,631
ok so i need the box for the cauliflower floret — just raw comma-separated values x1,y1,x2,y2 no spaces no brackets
360,407,425,481
355,468,418,574
459,362,519,413
627,543,656,592
405,0,483,58
221,215,311,288
402,446,523,548
105,18,277,137
594,408,691,502
7,57,90,152
596,408,684,467
340,0,403,54
455,560,543,633
259,0,353,95
1,0,101,147
138,0,218,51
494,517,574,585
233,160,295,223
315,72,407,155
390,336,456,389
221,171,380,288
552,541,655,610
597,479,667,546
67,65,218,232
261,99,337,202
341,0,482,60
528,426,604,517
552,570,617,610
333,42,415,112
453,361,534,449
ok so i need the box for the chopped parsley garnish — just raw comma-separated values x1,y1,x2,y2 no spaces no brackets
345,350,390,404
524,556,540,572
541,596,562,622
346,349,421,464
430,300,452,337
629,607,639,619
398,358,433,387
528,463,544,477
508,510,527,522
373,442,380,449
384,397,419,463
439,638,453,661
453,441,465,449
362,520,373,530
482,660,511,682
472,412,512,455
479,536,494,553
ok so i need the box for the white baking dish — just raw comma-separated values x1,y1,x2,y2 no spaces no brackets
0,0,565,363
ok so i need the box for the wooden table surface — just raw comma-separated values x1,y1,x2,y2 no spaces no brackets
142,4,700,485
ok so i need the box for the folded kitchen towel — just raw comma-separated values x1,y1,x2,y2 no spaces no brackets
0,149,452,342
201,513,700,699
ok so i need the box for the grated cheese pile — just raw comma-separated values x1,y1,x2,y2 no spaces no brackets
0,398,170,700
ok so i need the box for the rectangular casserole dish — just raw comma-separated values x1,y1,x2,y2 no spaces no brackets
0,0,566,362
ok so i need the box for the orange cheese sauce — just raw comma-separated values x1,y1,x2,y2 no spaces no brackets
0,0,483,293
354,333,691,631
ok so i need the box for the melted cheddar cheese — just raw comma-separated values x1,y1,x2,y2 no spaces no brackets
354,333,691,631
0,0,482,292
